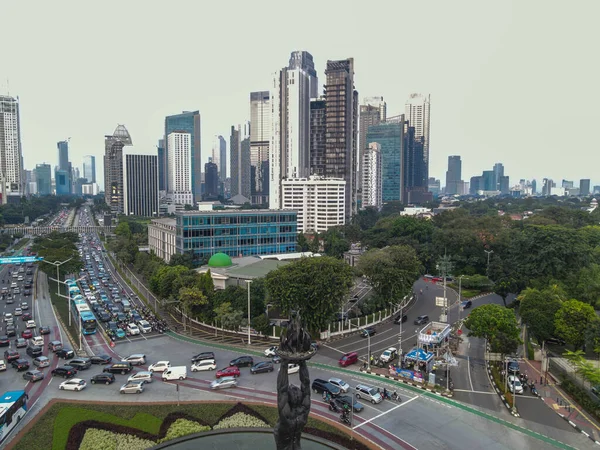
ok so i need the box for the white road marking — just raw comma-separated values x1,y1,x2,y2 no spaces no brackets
48,377,53,386
353,395,420,429
453,389,496,395
467,355,475,391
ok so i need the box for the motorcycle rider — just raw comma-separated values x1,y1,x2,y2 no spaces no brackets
383,387,389,400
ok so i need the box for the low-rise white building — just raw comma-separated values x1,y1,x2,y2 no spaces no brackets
148,218,177,263
281,176,345,233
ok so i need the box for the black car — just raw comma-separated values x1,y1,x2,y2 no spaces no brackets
360,327,376,337
545,337,566,346
414,315,429,325
251,361,274,374
56,347,75,359
0,335,9,347
11,359,30,371
230,356,254,367
507,361,520,374
90,354,112,365
460,300,472,309
191,352,216,363
311,379,341,397
39,326,51,335
26,345,43,357
394,314,408,324
333,395,364,413
69,357,92,370
97,311,111,322
91,372,115,385
51,365,77,378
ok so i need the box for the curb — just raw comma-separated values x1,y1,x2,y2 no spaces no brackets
538,396,600,446
485,354,520,417
360,368,454,398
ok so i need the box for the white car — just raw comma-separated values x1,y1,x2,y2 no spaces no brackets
380,347,398,363
26,320,37,329
0,360,6,371
279,363,299,374
191,360,217,372
138,320,152,333
59,378,87,391
21,303,29,310
508,376,524,394
210,376,238,390
264,346,278,357
127,323,140,336
148,361,171,373
14,308,22,316
31,336,44,347
328,377,350,393
128,371,154,384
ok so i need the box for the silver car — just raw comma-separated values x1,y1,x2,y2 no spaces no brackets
123,354,146,366
33,356,50,368
119,380,144,394
210,376,238,390
127,371,154,384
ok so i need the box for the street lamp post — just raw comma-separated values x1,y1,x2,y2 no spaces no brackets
457,275,464,324
41,257,74,326
246,280,252,345
485,250,494,277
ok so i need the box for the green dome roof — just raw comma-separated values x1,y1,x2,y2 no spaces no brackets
208,253,233,267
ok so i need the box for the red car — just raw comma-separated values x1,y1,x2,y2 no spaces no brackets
22,313,32,321
216,366,240,379
21,329,33,339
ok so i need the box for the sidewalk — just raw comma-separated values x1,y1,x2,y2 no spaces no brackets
523,358,600,442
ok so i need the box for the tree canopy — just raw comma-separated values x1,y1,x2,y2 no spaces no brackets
554,299,597,350
518,287,563,344
30,232,83,279
464,304,521,355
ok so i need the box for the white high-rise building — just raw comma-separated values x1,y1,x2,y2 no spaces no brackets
0,95,24,201
250,91,271,203
405,93,431,175
281,176,345,233
269,67,311,209
361,143,382,210
167,132,193,206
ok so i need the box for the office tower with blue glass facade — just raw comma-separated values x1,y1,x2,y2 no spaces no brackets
365,120,404,203
164,111,201,202
82,155,96,183
36,164,52,195
157,139,166,191
57,140,69,171
175,209,297,263
55,168,71,195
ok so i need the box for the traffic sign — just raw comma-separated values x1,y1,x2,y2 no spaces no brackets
435,296,447,307
0,256,44,265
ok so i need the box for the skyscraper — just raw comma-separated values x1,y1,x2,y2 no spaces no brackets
288,51,319,99
358,97,386,190
366,120,404,203
204,159,219,200
482,170,495,191
0,95,24,200
445,156,462,195
470,176,483,195
493,163,505,190
324,58,359,219
405,94,431,181
403,121,429,202
35,164,52,196
580,179,591,196
57,140,69,171
309,98,326,176
104,124,132,213
218,136,226,180
167,132,193,206
269,63,312,209
164,111,201,202
157,139,166,191
250,91,271,203
230,123,251,200
361,142,382,210
82,155,96,183
123,154,159,217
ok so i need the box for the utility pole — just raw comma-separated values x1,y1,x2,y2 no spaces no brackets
437,253,453,323
485,250,494,278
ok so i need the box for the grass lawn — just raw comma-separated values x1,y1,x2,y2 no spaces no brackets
47,279,79,344
15,402,353,450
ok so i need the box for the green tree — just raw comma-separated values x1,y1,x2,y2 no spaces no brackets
464,304,521,355
307,233,320,253
150,265,190,299
297,232,309,252
31,233,83,278
169,253,195,269
519,287,563,344
213,301,232,333
114,222,132,239
252,314,271,336
494,277,519,306
264,256,353,333
178,286,208,331
573,264,600,307
322,228,350,259
555,299,597,350
357,245,423,305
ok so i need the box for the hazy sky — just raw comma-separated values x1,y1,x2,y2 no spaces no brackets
3,1,600,189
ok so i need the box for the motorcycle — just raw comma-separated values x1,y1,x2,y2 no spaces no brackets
391,391,402,402
329,401,340,412
339,412,351,426
530,383,538,396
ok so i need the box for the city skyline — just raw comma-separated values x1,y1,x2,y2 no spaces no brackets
2,1,600,189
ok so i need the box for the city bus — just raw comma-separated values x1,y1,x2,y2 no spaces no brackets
0,390,28,443
71,298,97,335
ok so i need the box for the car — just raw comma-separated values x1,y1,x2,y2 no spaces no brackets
13,308,22,316
21,302,29,310
39,326,51,335
31,336,44,347
0,360,5,371
114,328,126,339
6,297,13,304
91,373,115,385
545,337,566,346
127,371,154,384
4,350,19,362
355,384,383,404
51,366,77,378
56,347,75,359
507,360,520,374
210,376,238,390
508,375,524,394
333,395,364,413
123,354,146,366
191,352,216,363
11,359,30,371
97,311,110,322
280,363,299,374
311,379,341,397
0,335,10,347
328,377,350,393
251,361,274,374
414,315,429,325
59,378,87,391
394,314,408,324
26,320,36,329
6,325,16,337
23,289,30,296
26,345,43,357
69,358,92,370
90,354,112,365
380,347,398,363
138,319,152,333
272,355,282,364
33,356,50,368
360,327,376,337
21,313,32,321
461,300,472,309
23,369,44,382
216,366,241,379
15,338,27,348
230,356,254,367
148,361,170,373
264,346,278,357
191,360,217,372
120,380,144,394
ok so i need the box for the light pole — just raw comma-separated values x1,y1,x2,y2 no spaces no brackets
246,280,252,345
41,257,74,326
457,275,465,324
485,250,494,277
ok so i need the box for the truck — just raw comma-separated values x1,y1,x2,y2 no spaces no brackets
162,366,187,381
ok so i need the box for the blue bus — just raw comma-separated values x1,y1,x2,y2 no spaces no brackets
0,390,28,443
71,298,97,335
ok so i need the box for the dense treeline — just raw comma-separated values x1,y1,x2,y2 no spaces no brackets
0,195,83,225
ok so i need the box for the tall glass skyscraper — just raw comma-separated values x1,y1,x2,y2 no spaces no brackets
35,164,52,196
82,155,96,183
366,121,404,203
0,95,24,199
57,140,69,171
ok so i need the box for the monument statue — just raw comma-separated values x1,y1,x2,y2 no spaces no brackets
274,313,317,450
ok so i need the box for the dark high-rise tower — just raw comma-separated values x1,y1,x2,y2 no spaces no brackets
123,154,158,217
493,163,504,190
445,156,462,195
217,135,226,181
57,140,69,171
580,179,591,196
104,124,132,213
309,98,326,176
230,123,251,199
324,58,358,219
204,159,219,200
157,139,166,191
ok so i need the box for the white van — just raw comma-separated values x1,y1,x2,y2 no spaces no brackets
121,300,131,312
161,366,187,381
